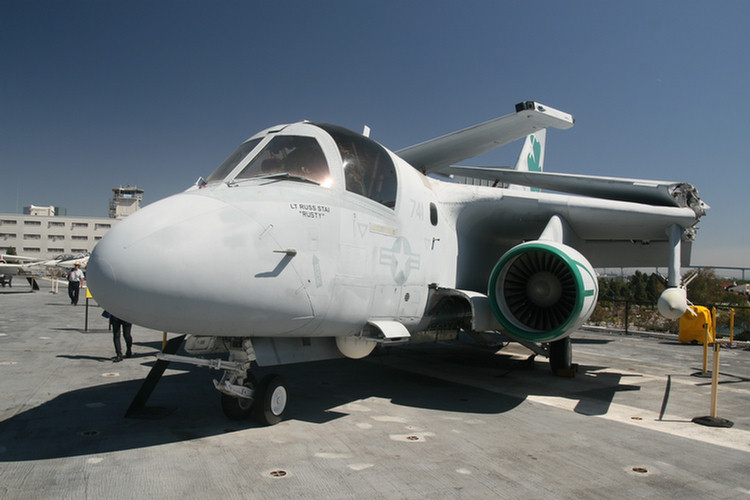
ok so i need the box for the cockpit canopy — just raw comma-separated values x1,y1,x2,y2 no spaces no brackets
235,135,330,185
204,123,398,209
205,138,262,184
315,123,397,208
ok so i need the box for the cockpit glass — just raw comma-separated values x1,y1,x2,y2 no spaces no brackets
315,124,397,208
235,135,331,186
205,138,262,183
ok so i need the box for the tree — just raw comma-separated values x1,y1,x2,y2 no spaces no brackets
597,276,628,302
686,268,726,306
646,273,665,303
628,271,648,302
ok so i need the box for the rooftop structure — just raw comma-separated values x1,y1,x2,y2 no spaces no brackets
109,185,144,219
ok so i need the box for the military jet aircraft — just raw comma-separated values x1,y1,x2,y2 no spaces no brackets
0,254,49,289
1,252,89,272
87,101,707,425
0,252,89,287
47,252,90,270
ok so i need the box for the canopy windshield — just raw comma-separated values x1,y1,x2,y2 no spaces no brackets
205,138,262,183
235,135,331,186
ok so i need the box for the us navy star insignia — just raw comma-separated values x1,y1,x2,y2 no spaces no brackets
379,237,420,285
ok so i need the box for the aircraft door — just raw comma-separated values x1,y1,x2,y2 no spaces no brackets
328,204,382,331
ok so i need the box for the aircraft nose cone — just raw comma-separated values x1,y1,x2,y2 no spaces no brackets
87,192,313,335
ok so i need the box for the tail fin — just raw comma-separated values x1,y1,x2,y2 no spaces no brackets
509,129,546,191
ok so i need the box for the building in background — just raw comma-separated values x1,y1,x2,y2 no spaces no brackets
23,205,56,216
109,186,143,219
0,186,143,259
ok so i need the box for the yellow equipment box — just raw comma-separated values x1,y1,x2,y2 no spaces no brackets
679,306,714,344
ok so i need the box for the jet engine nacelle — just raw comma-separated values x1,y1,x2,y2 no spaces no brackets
488,241,599,343
657,287,688,320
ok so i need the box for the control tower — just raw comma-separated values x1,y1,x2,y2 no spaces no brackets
109,186,144,219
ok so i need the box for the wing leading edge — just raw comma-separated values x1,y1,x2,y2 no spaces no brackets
436,167,708,216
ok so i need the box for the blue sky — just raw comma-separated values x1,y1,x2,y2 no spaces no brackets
1,1,748,267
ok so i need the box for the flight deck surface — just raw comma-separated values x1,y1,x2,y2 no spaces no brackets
1,283,749,499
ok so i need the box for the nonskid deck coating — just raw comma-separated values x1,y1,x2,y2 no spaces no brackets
1,282,749,499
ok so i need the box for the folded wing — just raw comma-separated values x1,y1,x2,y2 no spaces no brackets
396,101,573,173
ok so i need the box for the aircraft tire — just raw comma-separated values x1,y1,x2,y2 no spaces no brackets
254,374,288,426
549,337,572,374
220,372,257,420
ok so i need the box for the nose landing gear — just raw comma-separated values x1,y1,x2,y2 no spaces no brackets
219,372,288,425
155,337,289,425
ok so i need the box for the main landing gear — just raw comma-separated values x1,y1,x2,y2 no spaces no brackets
548,336,574,375
514,336,575,376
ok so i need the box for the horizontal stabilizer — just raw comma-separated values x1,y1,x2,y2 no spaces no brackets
396,101,573,173
440,167,708,214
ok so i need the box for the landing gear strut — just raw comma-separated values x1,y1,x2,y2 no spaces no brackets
220,371,257,420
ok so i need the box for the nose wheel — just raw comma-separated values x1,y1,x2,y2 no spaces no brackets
255,374,288,426
220,372,288,425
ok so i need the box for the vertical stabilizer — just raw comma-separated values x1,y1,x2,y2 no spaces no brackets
509,129,546,191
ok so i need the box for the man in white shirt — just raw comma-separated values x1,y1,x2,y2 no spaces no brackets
67,262,84,305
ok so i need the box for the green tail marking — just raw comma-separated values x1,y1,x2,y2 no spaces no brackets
526,135,542,172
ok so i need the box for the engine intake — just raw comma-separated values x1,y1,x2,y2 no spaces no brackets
488,241,598,342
